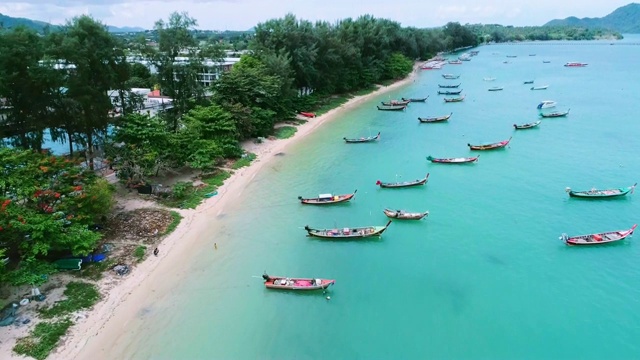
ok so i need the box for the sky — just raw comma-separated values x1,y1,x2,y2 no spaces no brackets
0,0,635,30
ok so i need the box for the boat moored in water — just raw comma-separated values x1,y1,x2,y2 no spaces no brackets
418,112,452,123
488,87,503,91
566,183,636,198
514,121,541,129
427,155,479,164
468,137,512,150
560,225,637,246
537,100,557,109
262,273,335,290
539,109,570,118
377,105,406,111
531,85,549,90
564,62,588,67
304,221,392,239
438,83,461,88
401,96,429,102
444,96,465,103
383,209,429,220
442,74,460,79
438,89,462,95
298,190,357,205
376,174,430,188
344,132,380,143
381,100,410,106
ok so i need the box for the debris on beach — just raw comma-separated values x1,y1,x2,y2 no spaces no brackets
106,209,174,240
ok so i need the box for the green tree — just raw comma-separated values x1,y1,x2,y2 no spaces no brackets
0,27,58,150
46,16,129,168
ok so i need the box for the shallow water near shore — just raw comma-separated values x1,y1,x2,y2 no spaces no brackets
112,37,640,359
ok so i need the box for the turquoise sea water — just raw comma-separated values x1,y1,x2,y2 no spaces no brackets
117,37,640,360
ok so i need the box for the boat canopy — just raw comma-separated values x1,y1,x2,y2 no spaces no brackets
318,193,333,199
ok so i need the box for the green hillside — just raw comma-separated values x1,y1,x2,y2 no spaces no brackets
545,3,640,33
0,13,58,32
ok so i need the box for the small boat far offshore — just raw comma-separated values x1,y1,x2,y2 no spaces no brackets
560,224,637,246
566,183,636,198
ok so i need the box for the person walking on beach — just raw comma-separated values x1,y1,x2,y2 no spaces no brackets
153,248,159,256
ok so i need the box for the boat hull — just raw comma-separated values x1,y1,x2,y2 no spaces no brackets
427,155,478,164
468,137,511,150
344,133,380,143
567,184,635,198
304,221,392,239
299,190,357,205
377,174,430,188
418,113,452,123
383,209,428,220
561,225,637,245
264,276,335,290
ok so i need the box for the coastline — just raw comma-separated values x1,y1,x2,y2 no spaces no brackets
41,65,421,360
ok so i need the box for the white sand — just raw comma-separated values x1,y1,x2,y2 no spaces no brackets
1,66,421,360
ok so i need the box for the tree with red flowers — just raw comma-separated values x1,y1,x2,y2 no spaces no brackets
0,148,114,284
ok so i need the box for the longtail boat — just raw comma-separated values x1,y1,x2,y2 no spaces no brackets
524,80,534,84
298,190,357,205
344,132,380,143
376,173,429,188
383,209,429,220
565,183,636,198
381,100,410,106
401,96,429,102
299,112,316,118
488,87,503,91
377,105,406,111
444,96,465,103
560,224,637,246
540,109,570,118
262,273,335,290
513,121,541,129
442,74,460,79
468,137,512,150
438,89,462,95
418,112,452,123
304,221,392,239
438,83,461,88
427,155,479,164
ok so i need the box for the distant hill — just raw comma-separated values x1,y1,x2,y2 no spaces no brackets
545,3,640,33
0,13,58,32
108,25,146,33
0,13,144,33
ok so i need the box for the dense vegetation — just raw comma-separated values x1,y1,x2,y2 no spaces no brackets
469,24,622,42
545,3,640,34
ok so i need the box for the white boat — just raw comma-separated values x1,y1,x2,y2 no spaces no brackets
531,85,549,90
483,77,496,81
537,100,556,109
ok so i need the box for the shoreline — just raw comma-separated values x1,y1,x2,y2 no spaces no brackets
42,65,421,360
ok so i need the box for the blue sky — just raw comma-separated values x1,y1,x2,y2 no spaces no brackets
0,0,633,30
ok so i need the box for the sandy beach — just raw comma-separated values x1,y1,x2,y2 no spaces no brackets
1,66,420,360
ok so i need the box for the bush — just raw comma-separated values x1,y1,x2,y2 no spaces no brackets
13,319,73,360
134,246,146,262
38,282,101,318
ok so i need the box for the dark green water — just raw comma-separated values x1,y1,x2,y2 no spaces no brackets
118,37,640,360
